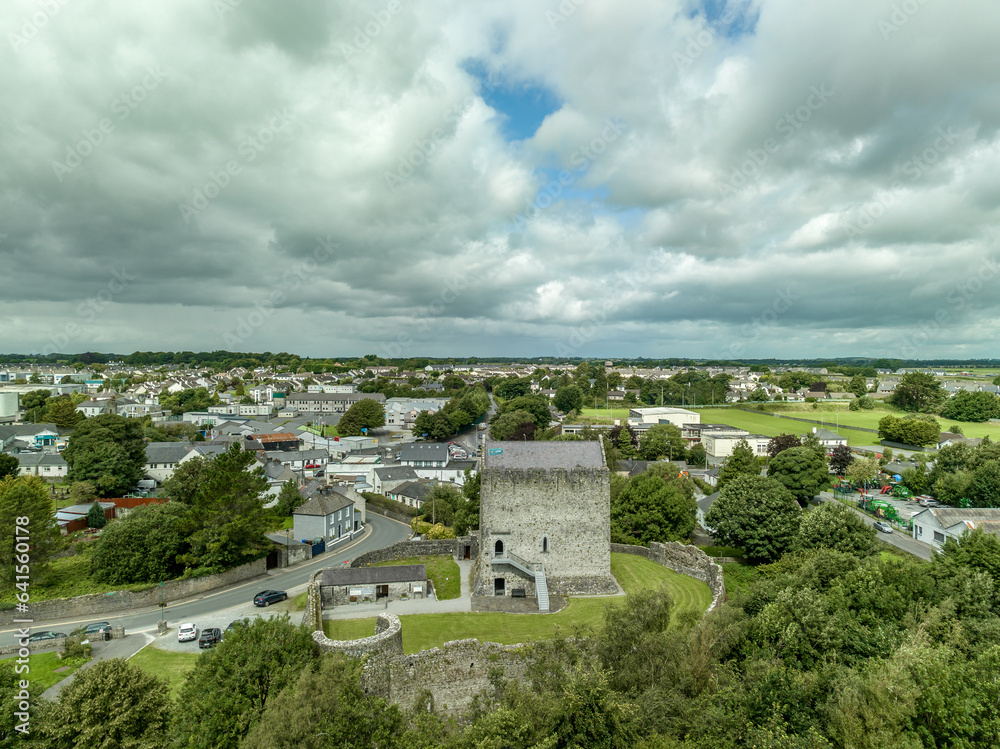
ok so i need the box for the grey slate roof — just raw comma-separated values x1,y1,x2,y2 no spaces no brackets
320,564,426,587
373,465,418,481
697,491,719,514
0,423,59,440
923,508,1000,527
391,481,433,501
399,443,449,462
145,442,194,464
294,492,352,517
483,440,605,470
17,453,67,467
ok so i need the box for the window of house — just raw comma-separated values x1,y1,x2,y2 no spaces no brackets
916,526,922,536
933,531,945,543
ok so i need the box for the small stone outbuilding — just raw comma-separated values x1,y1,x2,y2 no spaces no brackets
320,564,427,607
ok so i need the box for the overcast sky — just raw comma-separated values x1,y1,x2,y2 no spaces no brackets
2,0,999,361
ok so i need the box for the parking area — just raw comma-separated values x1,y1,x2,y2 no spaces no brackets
149,598,300,653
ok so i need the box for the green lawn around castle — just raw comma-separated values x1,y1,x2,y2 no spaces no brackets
322,552,713,654
373,555,462,600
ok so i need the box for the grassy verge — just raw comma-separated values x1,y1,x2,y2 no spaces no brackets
292,591,309,610
391,553,711,654
0,548,158,605
129,646,200,701
323,618,380,641
1,651,89,692
373,555,461,600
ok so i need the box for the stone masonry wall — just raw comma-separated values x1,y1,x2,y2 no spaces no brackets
350,539,459,567
313,612,404,659
475,466,614,597
611,541,726,611
0,558,267,626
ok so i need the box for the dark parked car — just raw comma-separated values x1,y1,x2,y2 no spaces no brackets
71,621,112,639
27,631,67,642
198,628,222,648
253,590,288,607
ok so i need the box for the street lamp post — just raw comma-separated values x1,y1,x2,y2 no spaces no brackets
285,528,291,568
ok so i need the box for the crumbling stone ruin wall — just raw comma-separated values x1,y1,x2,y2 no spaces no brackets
611,541,726,611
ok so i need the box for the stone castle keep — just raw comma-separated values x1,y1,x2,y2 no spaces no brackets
471,440,618,608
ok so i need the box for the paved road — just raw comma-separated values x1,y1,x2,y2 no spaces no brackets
2,513,411,640
816,492,935,561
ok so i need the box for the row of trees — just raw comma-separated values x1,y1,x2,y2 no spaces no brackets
411,386,490,440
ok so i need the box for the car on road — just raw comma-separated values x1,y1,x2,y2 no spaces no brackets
177,623,198,642
198,628,222,648
253,590,288,607
71,621,111,638
27,631,67,642
874,521,894,534
225,618,250,637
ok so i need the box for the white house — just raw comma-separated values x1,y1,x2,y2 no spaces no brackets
910,507,1000,549
703,433,770,459
626,407,701,434
800,428,848,449
18,453,68,478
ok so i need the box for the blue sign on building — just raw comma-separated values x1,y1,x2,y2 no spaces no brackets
488,448,503,456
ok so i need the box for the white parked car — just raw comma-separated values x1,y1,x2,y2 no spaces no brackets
177,623,197,642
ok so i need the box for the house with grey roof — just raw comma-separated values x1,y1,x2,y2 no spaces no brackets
398,442,450,467
145,442,196,483
319,564,427,606
367,464,419,494
386,479,435,509
911,507,1000,549
0,424,60,450
18,452,67,478
696,491,719,532
292,489,360,548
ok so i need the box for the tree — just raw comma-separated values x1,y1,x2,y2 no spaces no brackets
89,503,187,585
490,409,538,441
941,391,1000,423
173,615,318,749
422,483,462,526
611,470,696,544
888,372,945,413
829,444,854,474
47,396,83,428
878,414,940,447
639,423,684,461
240,653,410,749
34,658,172,749
704,475,802,561
553,385,584,413
900,466,931,495
687,442,707,467
62,414,147,496
848,373,869,397
717,439,760,490
338,398,386,436
937,527,1000,592
933,470,972,507
0,476,62,588
967,460,1000,508
767,446,830,503
275,479,302,517
798,501,877,556
176,444,276,572
20,388,51,413
845,455,880,487
0,453,17,480
767,433,802,459
747,387,768,402
86,500,106,528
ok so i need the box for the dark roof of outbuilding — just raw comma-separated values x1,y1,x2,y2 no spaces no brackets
320,564,426,586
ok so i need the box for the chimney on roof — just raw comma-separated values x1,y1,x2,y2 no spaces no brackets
812,427,817,433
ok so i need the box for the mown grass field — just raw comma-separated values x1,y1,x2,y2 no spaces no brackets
1,650,89,692
129,647,200,700
373,555,462,600
695,405,1000,446
577,407,633,424
348,553,714,654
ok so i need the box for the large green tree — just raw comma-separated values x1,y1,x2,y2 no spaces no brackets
887,372,945,413
798,501,877,556
34,658,172,749
337,398,386,436
274,479,303,517
847,373,869,397
553,384,584,413
941,390,1000,422
173,615,318,749
716,438,760,490
967,460,1000,508
89,503,187,585
705,475,802,561
767,446,830,502
175,445,276,572
62,413,147,496
0,453,17,480
611,469,696,544
0,475,62,589
877,414,940,447
829,444,854,474
639,423,685,461
489,409,538,441
767,433,801,459
47,396,84,428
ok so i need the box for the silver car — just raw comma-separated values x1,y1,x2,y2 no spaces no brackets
874,521,893,534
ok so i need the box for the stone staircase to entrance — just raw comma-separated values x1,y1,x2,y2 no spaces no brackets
491,550,550,612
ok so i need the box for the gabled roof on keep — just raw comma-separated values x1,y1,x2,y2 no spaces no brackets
320,564,426,587
484,440,605,470
294,492,352,517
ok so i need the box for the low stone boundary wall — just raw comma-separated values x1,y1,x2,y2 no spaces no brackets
365,504,417,525
611,541,726,612
0,626,125,656
350,539,458,567
0,558,267,626
313,612,403,659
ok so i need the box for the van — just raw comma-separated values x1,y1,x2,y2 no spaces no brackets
137,479,156,491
